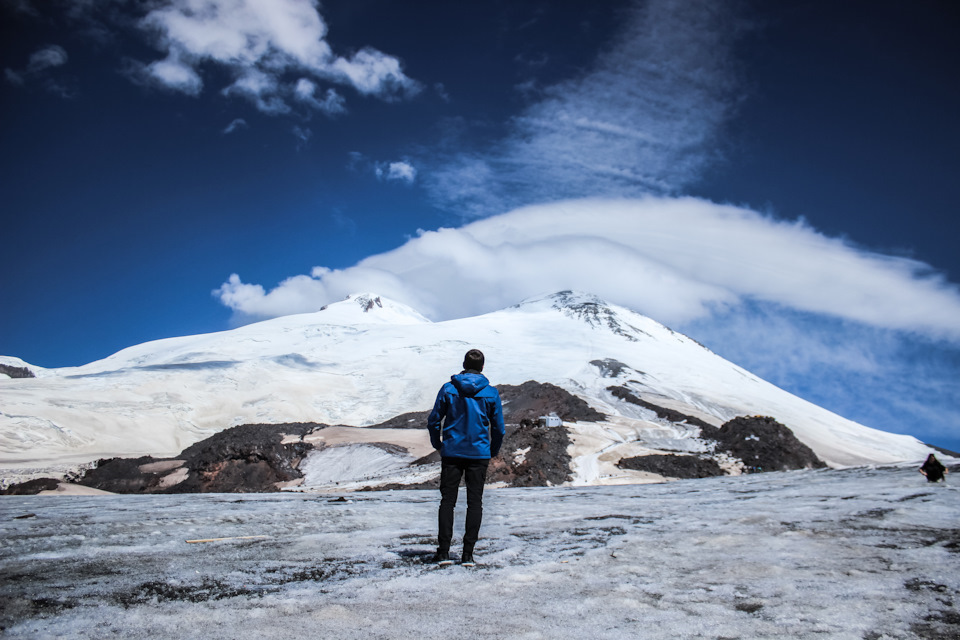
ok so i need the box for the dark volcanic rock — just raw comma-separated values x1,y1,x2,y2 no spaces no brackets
499,381,605,425
77,422,326,494
487,418,573,487
710,416,826,473
1,477,60,495
411,450,441,465
0,364,35,379
172,422,322,493
79,456,169,493
590,358,632,378
366,410,431,430
359,478,439,491
617,454,724,479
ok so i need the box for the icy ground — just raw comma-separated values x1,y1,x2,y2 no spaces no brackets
1,467,958,639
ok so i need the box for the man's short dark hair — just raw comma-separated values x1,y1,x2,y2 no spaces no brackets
463,349,484,372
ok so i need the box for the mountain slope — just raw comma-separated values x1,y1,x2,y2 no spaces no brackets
0,292,935,479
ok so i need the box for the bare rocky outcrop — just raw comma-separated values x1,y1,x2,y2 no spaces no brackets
617,454,724,479
75,456,168,493
488,418,574,487
1,477,58,495
366,411,431,430
0,364,35,379
499,381,605,424
72,423,324,494
703,415,826,473
173,423,320,492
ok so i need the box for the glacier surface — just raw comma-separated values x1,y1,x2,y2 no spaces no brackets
1,466,958,638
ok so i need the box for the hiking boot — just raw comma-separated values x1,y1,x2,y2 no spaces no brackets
460,550,476,567
431,550,453,566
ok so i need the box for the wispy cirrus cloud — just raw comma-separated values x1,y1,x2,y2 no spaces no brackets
422,0,745,217
4,44,71,95
222,118,248,135
127,0,419,114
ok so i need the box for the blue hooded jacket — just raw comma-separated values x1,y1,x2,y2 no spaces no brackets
427,371,506,459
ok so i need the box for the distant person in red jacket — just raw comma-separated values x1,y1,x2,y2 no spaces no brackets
427,349,505,566
919,454,947,483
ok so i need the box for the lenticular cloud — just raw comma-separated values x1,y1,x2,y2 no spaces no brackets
215,197,960,342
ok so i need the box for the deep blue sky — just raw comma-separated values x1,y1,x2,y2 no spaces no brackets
2,0,959,450
2,0,632,361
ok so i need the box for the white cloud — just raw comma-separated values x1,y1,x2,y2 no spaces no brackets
292,125,312,149
3,0,39,16
330,48,419,100
5,44,69,90
350,153,418,185
136,0,419,114
377,161,417,184
214,197,960,342
221,68,288,113
216,274,324,318
423,0,745,217
222,118,248,134
146,52,202,95
294,78,346,115
4,68,24,86
27,45,68,72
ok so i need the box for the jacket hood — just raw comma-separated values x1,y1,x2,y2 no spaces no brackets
451,372,489,397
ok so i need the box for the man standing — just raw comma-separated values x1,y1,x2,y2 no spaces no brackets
427,348,505,566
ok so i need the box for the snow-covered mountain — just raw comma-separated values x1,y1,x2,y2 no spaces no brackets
0,292,936,483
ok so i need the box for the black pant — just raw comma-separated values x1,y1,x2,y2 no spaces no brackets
437,457,489,552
